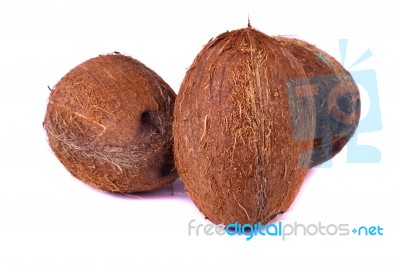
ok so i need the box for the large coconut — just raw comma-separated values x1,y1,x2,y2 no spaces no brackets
274,36,361,167
44,54,178,193
173,27,316,225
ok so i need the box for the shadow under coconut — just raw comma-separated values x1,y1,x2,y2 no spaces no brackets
98,178,188,200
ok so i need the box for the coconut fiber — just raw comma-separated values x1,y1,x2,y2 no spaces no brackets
44,54,178,193
173,27,316,225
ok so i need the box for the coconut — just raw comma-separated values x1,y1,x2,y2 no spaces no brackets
173,27,316,225
274,36,361,167
44,54,178,193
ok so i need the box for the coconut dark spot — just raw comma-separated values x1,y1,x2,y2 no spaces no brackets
141,111,152,125
332,136,349,152
140,110,161,133
356,98,361,111
160,163,174,177
338,92,358,114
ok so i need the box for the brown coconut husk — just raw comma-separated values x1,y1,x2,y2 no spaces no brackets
173,27,316,225
274,36,361,167
44,54,178,193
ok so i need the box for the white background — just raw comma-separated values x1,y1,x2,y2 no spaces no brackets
1,0,399,265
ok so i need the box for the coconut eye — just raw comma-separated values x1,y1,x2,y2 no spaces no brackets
140,111,161,133
160,163,173,177
338,93,357,114
140,111,152,125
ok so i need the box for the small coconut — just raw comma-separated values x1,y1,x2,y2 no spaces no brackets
44,54,178,193
274,36,361,167
173,27,316,225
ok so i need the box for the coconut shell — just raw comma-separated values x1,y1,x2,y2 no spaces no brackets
44,54,178,193
274,36,361,167
173,27,316,225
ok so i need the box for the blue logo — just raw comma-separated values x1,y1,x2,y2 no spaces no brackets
286,39,382,167
339,39,382,164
